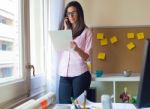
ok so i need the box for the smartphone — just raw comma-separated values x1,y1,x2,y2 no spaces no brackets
64,17,71,29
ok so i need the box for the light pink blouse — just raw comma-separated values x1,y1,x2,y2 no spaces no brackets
58,28,92,77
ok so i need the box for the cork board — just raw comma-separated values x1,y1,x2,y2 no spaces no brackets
91,27,150,74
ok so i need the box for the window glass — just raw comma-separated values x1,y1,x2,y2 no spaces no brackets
0,0,22,83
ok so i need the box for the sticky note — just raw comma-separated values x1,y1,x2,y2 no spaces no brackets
97,52,106,60
126,42,136,50
137,32,144,40
97,33,104,39
100,38,108,46
127,33,135,39
110,36,118,44
87,62,91,71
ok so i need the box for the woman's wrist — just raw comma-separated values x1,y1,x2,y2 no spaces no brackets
74,46,79,52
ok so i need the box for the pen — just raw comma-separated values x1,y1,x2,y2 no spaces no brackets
70,97,78,109
75,100,82,109
83,91,86,109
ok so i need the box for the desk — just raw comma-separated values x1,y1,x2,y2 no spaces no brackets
48,103,138,109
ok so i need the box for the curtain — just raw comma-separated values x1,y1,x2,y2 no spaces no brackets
46,0,64,103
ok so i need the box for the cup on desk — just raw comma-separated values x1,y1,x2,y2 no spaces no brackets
101,95,112,109
95,70,103,77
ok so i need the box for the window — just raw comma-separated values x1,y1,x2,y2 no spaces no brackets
30,0,45,76
29,0,47,96
0,41,13,51
0,67,13,77
0,16,6,24
0,0,22,83
0,0,48,107
0,0,30,106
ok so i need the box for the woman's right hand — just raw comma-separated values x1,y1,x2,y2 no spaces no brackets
64,17,69,30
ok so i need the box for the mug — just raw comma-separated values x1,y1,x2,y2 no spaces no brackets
101,95,112,109
95,70,103,77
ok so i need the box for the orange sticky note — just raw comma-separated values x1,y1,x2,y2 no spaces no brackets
40,99,48,109
100,38,108,46
127,33,135,39
126,42,136,50
137,32,144,40
110,36,118,44
97,33,104,39
97,52,106,60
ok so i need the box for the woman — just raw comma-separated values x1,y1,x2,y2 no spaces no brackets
58,1,92,104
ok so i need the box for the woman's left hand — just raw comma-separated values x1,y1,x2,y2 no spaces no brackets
70,41,89,61
70,41,78,51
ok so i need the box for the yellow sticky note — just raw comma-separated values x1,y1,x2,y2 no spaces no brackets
97,33,104,39
97,52,106,60
100,38,108,46
110,36,118,44
126,42,136,50
87,62,91,72
137,32,144,40
127,33,135,39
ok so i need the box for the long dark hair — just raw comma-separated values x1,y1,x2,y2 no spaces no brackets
59,1,86,39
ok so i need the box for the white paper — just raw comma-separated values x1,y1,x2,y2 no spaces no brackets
73,91,99,109
50,30,72,51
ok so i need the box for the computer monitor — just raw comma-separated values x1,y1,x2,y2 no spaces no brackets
137,39,150,108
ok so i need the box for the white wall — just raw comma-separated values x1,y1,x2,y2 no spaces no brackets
65,0,150,27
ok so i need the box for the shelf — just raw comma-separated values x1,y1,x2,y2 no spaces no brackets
91,73,140,102
93,73,140,82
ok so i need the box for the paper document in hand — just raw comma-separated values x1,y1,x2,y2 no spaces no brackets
50,30,72,51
